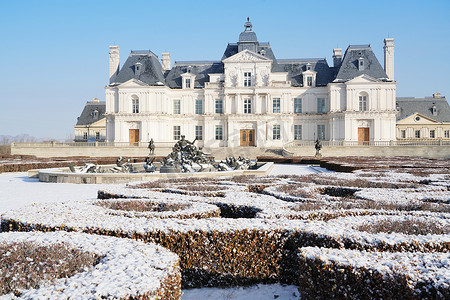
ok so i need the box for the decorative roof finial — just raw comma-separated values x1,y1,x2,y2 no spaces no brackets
244,17,252,31
247,17,249,22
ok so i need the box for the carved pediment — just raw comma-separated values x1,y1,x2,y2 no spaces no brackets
223,49,272,63
117,78,148,88
397,113,440,124
346,74,381,84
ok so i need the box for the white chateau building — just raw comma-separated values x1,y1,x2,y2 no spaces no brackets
105,20,396,148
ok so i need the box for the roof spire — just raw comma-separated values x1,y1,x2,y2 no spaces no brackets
244,17,252,31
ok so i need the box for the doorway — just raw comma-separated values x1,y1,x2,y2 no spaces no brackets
129,129,139,146
240,129,255,146
358,128,369,145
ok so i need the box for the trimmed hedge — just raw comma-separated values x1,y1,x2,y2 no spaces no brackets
297,247,449,299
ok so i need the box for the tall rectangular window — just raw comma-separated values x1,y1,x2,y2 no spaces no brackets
185,78,191,88
307,76,313,86
173,99,181,114
445,130,450,138
173,126,181,140
273,98,281,113
294,125,302,140
195,99,203,115
401,130,406,139
415,130,420,138
215,99,223,114
359,96,367,111
244,72,252,87
95,132,100,140
317,124,325,140
244,99,252,114
132,98,139,113
195,125,203,140
83,132,88,140
317,98,326,113
430,130,435,138
215,125,223,140
294,98,302,113
273,125,281,140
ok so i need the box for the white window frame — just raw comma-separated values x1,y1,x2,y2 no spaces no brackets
445,130,450,138
294,125,302,140
317,124,325,140
185,78,191,88
317,98,326,114
215,125,223,140
415,130,421,139
195,125,203,140
215,99,223,114
173,99,181,114
244,72,252,87
273,124,281,140
273,98,281,113
244,99,252,114
132,98,139,114
195,99,203,115
430,130,435,138
294,98,302,113
83,132,88,140
359,95,367,111
173,126,181,140
307,76,313,86
401,130,406,139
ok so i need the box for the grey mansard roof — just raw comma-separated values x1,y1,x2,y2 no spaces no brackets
109,24,388,89
112,51,165,86
165,62,224,89
335,45,388,82
274,58,336,87
76,101,106,126
396,96,450,122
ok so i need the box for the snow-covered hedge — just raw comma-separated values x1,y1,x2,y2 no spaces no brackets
0,231,180,299
298,247,449,299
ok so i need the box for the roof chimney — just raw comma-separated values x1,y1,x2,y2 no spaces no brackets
333,48,342,67
161,52,171,71
109,45,120,83
384,38,394,80
433,93,441,99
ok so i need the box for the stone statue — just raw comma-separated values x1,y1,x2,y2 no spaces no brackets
315,139,322,157
148,138,155,155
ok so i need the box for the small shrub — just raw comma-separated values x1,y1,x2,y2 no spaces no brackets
357,219,448,235
95,200,190,212
0,241,99,296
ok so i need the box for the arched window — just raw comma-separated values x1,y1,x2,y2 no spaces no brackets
358,93,368,111
131,95,139,113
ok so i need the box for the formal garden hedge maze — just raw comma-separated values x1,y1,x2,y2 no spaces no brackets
1,157,449,299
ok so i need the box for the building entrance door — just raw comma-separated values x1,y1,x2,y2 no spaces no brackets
240,129,255,146
358,128,369,145
129,129,139,146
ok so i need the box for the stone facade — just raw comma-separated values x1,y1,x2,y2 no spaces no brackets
396,94,450,140
74,98,106,142
104,20,397,148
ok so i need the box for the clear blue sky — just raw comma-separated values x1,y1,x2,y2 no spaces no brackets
0,0,449,140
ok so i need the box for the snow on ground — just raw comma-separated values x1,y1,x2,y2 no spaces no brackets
182,284,300,300
0,165,319,299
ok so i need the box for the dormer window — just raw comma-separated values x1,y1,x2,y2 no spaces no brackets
303,69,317,87
244,72,252,87
358,57,364,71
306,63,312,71
182,72,195,89
92,109,99,119
432,104,437,116
135,62,142,76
